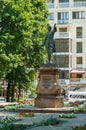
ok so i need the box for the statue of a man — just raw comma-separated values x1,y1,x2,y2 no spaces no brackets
41,24,57,64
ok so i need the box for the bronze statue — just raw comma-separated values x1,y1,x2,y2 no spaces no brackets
41,24,57,64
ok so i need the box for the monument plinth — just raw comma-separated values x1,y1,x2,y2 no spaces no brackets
35,66,64,108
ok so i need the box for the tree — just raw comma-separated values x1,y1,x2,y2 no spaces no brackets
0,0,48,101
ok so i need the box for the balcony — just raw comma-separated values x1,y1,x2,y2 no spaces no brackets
76,64,82,68
59,2,69,8
54,32,71,39
74,1,86,7
58,19,69,24
47,3,54,8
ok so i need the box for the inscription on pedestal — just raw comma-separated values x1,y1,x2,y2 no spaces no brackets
42,75,52,88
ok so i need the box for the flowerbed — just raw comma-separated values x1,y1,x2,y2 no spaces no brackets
18,99,34,105
74,105,86,113
69,101,82,106
4,103,34,112
3,100,35,118
17,111,34,117
0,104,5,108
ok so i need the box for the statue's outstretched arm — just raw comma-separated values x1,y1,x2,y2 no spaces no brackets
53,23,57,34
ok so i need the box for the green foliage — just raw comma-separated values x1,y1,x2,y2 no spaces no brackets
0,0,48,72
0,116,20,124
0,0,48,101
38,116,60,126
59,113,76,118
4,104,34,111
74,105,86,113
1,124,28,130
28,82,37,97
0,116,61,130
73,124,86,130
0,124,10,130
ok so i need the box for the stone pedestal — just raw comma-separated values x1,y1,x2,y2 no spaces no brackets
35,66,64,108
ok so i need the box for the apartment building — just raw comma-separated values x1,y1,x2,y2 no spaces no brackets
47,0,86,91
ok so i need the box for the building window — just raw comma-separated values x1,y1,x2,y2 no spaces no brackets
58,12,69,24
72,11,85,19
55,55,69,67
76,27,83,38
48,13,54,20
55,39,69,52
47,0,54,8
59,0,69,7
59,27,67,32
77,57,82,64
76,42,82,53
76,57,82,68
74,0,86,7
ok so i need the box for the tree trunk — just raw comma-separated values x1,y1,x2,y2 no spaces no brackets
18,86,21,101
11,84,15,102
7,82,11,102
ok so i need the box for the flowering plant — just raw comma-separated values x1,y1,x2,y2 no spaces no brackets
17,111,34,117
69,101,81,106
18,99,34,106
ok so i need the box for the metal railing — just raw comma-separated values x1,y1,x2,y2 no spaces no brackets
54,32,71,39
70,78,86,84
59,2,69,8
74,1,86,7
58,19,69,24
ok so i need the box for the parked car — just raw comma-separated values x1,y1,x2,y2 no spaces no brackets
0,97,6,102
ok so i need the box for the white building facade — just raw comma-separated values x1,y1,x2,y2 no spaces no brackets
47,0,86,91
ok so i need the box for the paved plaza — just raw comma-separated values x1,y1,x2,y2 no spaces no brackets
0,112,86,130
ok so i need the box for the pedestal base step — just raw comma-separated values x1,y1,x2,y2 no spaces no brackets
35,96,64,108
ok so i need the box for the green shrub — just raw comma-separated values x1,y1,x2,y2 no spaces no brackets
59,113,76,118
0,124,29,130
0,116,61,130
38,116,60,126
74,105,86,113
73,124,86,130
4,104,33,111
0,116,20,124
